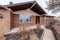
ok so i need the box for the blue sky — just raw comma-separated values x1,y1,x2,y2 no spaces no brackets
0,0,60,17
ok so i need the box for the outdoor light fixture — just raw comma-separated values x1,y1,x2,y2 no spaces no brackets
0,14,3,19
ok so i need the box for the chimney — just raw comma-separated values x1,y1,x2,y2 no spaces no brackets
9,2,13,5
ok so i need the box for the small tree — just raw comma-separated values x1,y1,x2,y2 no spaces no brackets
46,0,60,13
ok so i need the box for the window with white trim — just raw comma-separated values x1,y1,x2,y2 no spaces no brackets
19,14,31,23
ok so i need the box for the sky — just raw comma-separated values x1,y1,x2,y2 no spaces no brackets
0,0,60,17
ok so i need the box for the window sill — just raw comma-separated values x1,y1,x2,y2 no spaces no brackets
19,22,32,24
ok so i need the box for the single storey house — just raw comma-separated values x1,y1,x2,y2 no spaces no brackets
0,1,57,40
0,1,47,34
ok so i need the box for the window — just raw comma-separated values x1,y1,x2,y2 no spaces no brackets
19,14,31,23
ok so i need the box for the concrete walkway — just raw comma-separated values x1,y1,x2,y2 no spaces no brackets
40,25,56,40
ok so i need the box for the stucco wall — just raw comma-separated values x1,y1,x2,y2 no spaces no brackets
0,9,11,33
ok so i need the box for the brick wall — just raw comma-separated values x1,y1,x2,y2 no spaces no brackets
40,16,54,25
12,9,37,27
40,16,44,25
12,14,36,27
32,16,36,25
44,16,54,25
12,14,19,27
0,9,11,33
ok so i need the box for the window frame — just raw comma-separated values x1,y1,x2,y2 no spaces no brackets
19,14,32,24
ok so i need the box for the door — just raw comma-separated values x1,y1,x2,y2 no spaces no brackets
36,16,40,24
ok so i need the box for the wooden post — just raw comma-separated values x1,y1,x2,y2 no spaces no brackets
30,2,36,9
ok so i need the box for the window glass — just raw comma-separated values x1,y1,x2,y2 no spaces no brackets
19,14,31,23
